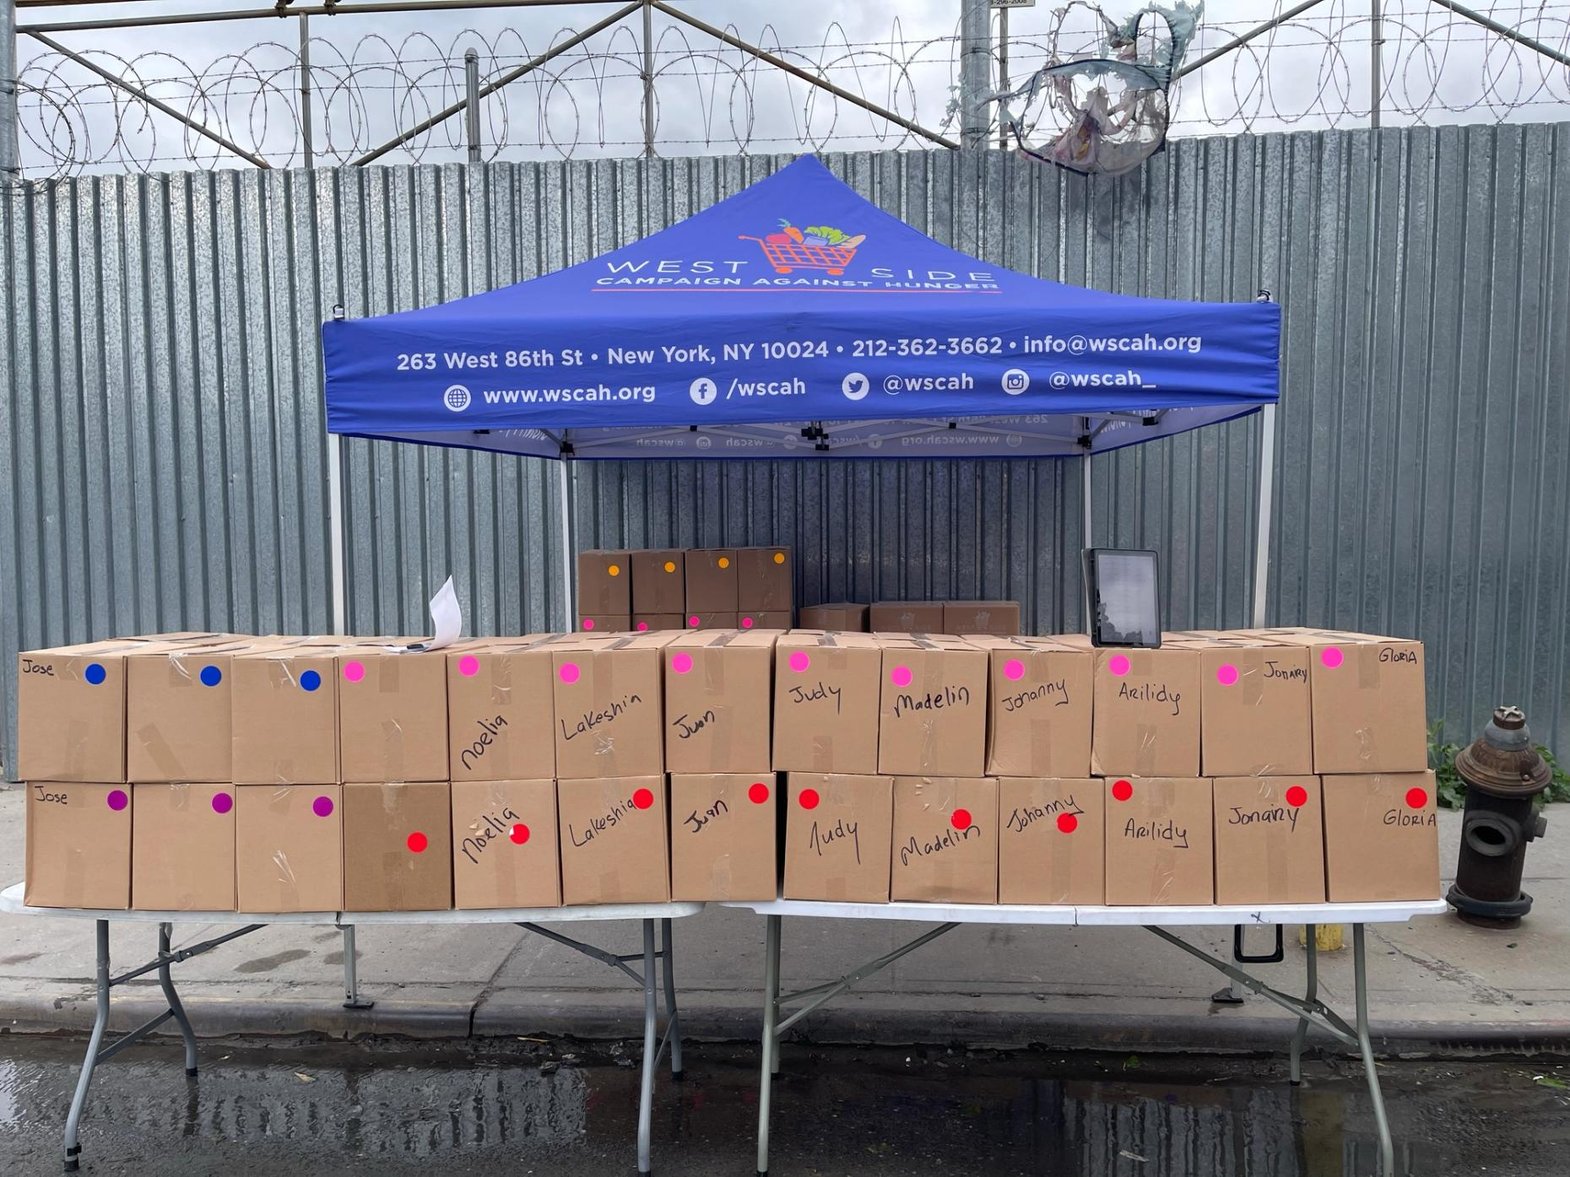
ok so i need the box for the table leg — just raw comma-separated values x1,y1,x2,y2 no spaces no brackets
1353,924,1395,1177
341,926,374,1010
1289,922,1318,1086
63,920,111,1172
659,917,683,1080
637,919,657,1176
157,923,200,1077
756,913,781,1176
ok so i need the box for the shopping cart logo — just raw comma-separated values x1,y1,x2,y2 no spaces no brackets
739,219,867,276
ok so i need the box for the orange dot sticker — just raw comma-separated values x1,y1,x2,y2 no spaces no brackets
1285,785,1309,807
509,823,530,845
608,564,621,577
748,782,770,804
1405,786,1429,809
664,561,676,573
799,788,820,810
718,556,731,569
772,551,786,565
1056,813,1078,834
407,831,428,854
951,808,972,831
632,787,655,810
1111,779,1134,802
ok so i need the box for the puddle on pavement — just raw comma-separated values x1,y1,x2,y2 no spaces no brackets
0,1037,1564,1176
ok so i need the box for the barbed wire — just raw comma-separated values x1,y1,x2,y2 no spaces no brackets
9,2,1570,179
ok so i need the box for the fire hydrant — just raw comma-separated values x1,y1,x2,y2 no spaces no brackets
1446,706,1550,928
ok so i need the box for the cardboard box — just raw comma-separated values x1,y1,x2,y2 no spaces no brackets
684,611,738,630
1104,777,1215,905
24,782,133,909
798,603,867,632
868,601,945,634
1090,647,1202,777
890,776,998,904
664,630,775,773
131,783,237,911
557,777,670,905
772,632,883,774
125,639,268,783
670,773,779,901
942,601,1022,637
578,550,630,615
632,614,684,633
877,636,988,776
782,773,894,902
17,638,147,782
1212,776,1326,904
452,779,561,909
1322,771,1440,901
235,784,344,912
996,777,1105,905
231,644,341,785
972,636,1093,777
686,549,739,611
342,782,454,911
737,547,793,611
738,610,792,631
447,637,557,782
1199,641,1314,776
337,649,449,783
578,614,629,634
552,634,671,779
631,549,687,614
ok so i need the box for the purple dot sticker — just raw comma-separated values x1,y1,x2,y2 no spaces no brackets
199,665,222,687
671,652,694,675
788,651,810,673
458,655,480,677
890,665,913,688
84,662,107,686
1003,658,1025,681
1107,654,1131,676
312,795,334,818
343,660,366,683
1321,647,1344,669
559,662,580,685
1216,663,1239,686
211,792,233,815
106,789,128,812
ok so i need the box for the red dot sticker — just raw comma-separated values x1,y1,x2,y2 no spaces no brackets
1003,658,1025,681
559,663,580,684
951,808,972,831
458,655,480,677
1321,647,1344,669
632,787,655,810
1285,785,1309,807
748,782,770,804
509,823,530,845
671,652,694,675
1112,779,1134,802
799,787,820,810
343,660,366,683
1056,813,1078,834
583,618,597,631
1217,664,1239,686
788,651,810,673
407,831,428,853
211,792,233,815
1405,787,1429,809
890,665,913,688
1108,654,1131,676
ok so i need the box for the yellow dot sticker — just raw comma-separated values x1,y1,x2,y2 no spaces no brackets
718,557,730,569
664,561,676,573
608,564,621,577
773,551,786,565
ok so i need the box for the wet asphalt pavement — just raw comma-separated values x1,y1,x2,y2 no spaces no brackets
0,1036,1564,1176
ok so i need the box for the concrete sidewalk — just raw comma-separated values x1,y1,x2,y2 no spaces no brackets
0,787,1564,1055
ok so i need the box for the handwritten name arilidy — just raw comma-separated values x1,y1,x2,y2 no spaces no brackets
1121,817,1190,849
460,805,523,864
1007,795,1083,833
459,714,509,772
1115,681,1182,716
683,796,729,834
808,817,861,864
1001,679,1070,713
560,693,643,741
899,823,979,867
788,680,843,713
893,684,971,718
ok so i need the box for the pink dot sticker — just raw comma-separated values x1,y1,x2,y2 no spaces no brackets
1107,654,1131,676
950,808,972,831
559,663,580,685
1111,779,1134,802
1003,658,1025,681
583,618,597,631
741,616,755,629
509,823,530,845
749,782,770,804
1216,663,1239,686
637,621,649,631
1056,813,1078,834
671,652,694,675
343,660,365,683
211,792,233,815
632,788,655,810
106,789,128,812
890,665,913,688
458,655,480,677
407,831,428,854
799,788,820,810
688,615,701,628
1285,785,1309,808
1321,647,1344,669
312,795,334,818
788,651,810,673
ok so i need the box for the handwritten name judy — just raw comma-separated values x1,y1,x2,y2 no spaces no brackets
788,680,842,713
560,693,643,741
808,817,861,864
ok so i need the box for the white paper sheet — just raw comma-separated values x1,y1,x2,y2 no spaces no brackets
424,575,462,650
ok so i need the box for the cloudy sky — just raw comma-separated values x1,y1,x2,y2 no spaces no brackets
10,0,1570,174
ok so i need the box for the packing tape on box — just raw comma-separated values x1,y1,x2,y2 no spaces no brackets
166,653,194,685
380,654,400,692
136,723,185,780
268,655,299,689
64,846,88,908
383,719,406,783
64,718,91,778
711,850,734,899
1134,724,1159,776
1240,648,1266,706
488,652,514,703
1357,643,1382,689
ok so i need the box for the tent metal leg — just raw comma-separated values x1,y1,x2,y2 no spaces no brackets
1290,922,1318,1085
557,457,575,631
1354,924,1395,1177
757,913,781,1176
660,917,683,1079
157,923,200,1076
341,925,374,1009
62,920,111,1173
1251,401,1277,627
637,919,657,1176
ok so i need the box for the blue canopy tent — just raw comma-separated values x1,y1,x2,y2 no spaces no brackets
322,156,1282,628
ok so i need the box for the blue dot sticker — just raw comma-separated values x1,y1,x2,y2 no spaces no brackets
199,665,222,687
299,670,322,692
84,663,107,686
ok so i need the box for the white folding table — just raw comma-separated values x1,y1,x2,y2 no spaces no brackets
725,897,1448,1177
0,883,701,1175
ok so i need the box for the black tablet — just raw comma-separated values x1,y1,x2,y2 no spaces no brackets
1082,548,1162,648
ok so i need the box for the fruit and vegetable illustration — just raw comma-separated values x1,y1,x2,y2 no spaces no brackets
740,218,867,275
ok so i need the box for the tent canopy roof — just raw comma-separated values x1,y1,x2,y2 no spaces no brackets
323,156,1279,460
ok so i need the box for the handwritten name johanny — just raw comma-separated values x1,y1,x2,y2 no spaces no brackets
1007,795,1083,833
1001,679,1070,712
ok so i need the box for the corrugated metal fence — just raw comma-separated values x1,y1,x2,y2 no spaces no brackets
4,127,1568,775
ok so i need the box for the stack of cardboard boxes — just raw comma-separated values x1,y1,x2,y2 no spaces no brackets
19,625,1438,913
578,548,794,633
797,600,1023,636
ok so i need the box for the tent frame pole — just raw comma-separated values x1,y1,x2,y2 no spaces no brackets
1250,403,1277,628
327,436,346,634
557,456,575,631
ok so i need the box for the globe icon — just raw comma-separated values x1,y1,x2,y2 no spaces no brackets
443,384,471,412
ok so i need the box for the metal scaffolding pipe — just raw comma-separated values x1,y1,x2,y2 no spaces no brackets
1176,0,1329,80
1429,0,1570,69
1,0,18,176
464,47,481,162
959,0,990,149
19,0,618,35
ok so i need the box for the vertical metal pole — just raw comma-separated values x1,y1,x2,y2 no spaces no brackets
557,457,575,630
1370,0,1383,128
158,923,201,1076
1289,922,1318,1084
996,6,1009,151
960,0,991,149
757,913,782,1176
341,925,373,1009
1353,924,1395,1177
1250,403,1277,628
1080,439,1093,636
328,438,347,634
0,0,19,177
464,48,481,163
63,920,111,1171
637,919,657,1175
659,917,683,1078
299,14,313,169
641,1,655,156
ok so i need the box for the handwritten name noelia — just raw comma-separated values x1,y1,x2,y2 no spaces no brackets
461,805,523,865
